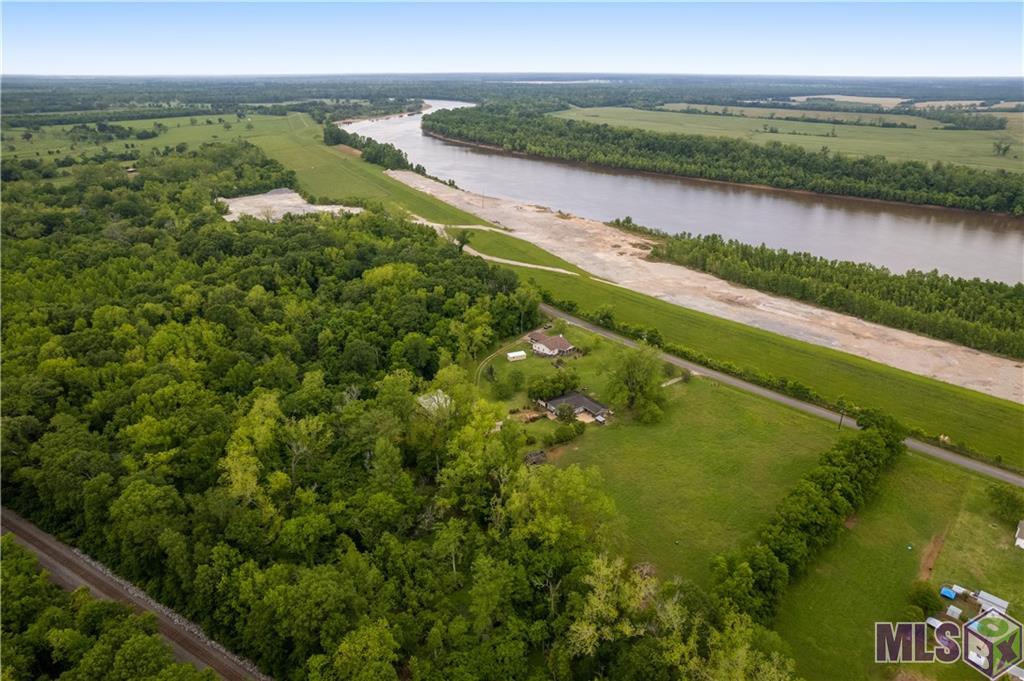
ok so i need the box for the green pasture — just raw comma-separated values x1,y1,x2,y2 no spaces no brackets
774,454,1024,681
3,112,481,224
554,377,840,584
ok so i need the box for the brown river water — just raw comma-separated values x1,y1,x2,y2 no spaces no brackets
344,100,1024,283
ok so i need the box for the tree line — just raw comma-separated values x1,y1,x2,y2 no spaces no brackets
2,536,216,681
712,413,908,624
324,123,426,173
662,105,918,128
6,74,1021,116
2,141,798,679
422,105,1024,214
607,219,1024,358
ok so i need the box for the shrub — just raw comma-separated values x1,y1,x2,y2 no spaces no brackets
908,581,943,615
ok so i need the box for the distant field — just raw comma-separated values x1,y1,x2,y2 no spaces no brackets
774,454,1024,681
660,102,944,128
3,112,482,224
554,378,839,583
791,94,908,107
551,106,1024,170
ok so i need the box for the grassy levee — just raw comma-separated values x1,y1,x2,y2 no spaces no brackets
447,228,589,274
253,114,485,224
490,260,1022,469
551,106,1024,171
5,112,482,224
773,454,1024,681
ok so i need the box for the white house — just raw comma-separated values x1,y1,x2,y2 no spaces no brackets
1016,521,1024,550
506,350,527,362
527,331,575,356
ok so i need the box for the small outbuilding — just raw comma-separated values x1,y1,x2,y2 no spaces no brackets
946,605,963,619
506,350,527,362
940,587,957,600
976,591,1010,614
1015,520,1024,550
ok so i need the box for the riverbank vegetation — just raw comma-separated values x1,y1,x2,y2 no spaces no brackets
2,142,802,680
323,122,425,172
422,105,1024,213
608,219,1024,358
2,537,215,681
557,106,1023,171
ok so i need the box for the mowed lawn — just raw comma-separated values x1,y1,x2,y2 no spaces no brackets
773,455,1024,681
499,264,1024,469
5,112,482,224
553,378,840,583
551,106,1024,171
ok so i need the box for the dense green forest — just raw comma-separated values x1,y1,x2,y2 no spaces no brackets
3,98,422,130
2,142,799,680
607,219,1024,358
4,74,1021,115
2,536,215,681
422,105,1024,213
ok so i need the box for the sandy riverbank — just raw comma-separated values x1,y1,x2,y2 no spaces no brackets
388,170,1024,404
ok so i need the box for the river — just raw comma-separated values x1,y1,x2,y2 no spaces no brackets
344,100,1024,283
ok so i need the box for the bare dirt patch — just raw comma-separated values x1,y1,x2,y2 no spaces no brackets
918,530,947,581
333,144,362,157
843,515,859,530
220,188,363,222
387,170,1024,404
543,444,577,464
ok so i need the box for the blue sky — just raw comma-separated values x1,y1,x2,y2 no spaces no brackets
2,2,1021,77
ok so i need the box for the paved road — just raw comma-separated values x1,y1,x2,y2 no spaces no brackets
541,303,1024,488
2,508,271,681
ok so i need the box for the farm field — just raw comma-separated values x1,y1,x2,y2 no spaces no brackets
551,106,1024,170
659,101,945,127
773,454,1024,681
488,260,1023,468
3,112,482,224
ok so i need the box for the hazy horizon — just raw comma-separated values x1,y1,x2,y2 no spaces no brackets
3,2,1022,78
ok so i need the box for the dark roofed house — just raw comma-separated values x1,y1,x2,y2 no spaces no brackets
544,391,609,423
527,331,575,356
